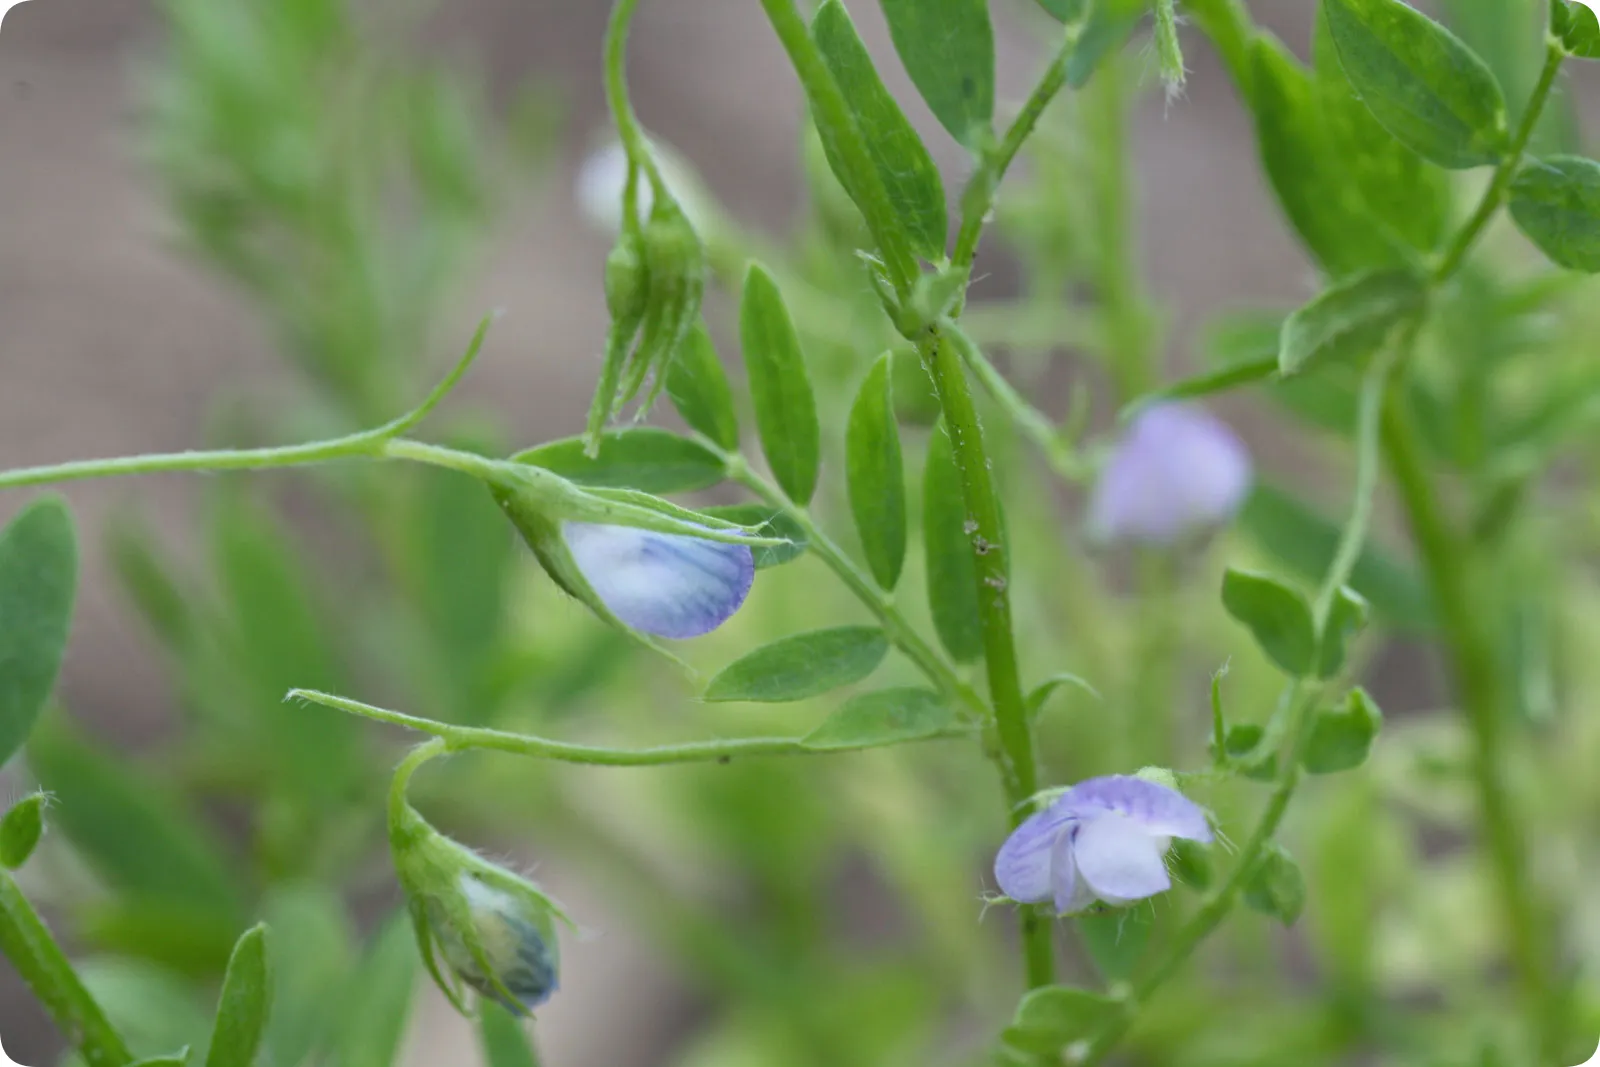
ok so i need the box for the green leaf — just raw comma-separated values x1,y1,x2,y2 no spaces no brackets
1067,0,1143,88
0,498,77,769
1552,0,1600,59
1025,672,1101,717
803,687,958,749
1509,155,1600,272
478,1001,539,1067
846,354,908,590
1076,907,1153,982
0,792,45,870
131,1056,189,1066
261,885,355,1067
1222,568,1317,677
1323,0,1508,169
1316,585,1370,678
1303,687,1384,773
1002,986,1122,1056
1252,34,1405,276
26,718,241,915
328,912,417,1067
1314,6,1450,255
1170,838,1213,890
923,427,983,664
514,427,725,494
813,1,948,260
107,515,195,654
73,959,211,1064
1036,0,1087,21
666,323,740,451
877,0,995,147
740,264,821,505
206,924,271,1067
1220,723,1278,781
1244,844,1307,925
1279,268,1425,375
705,626,889,703
1238,483,1430,630
699,505,807,569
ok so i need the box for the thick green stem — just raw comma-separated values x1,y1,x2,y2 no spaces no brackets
0,871,133,1067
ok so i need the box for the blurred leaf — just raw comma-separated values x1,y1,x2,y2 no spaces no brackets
0,793,45,870
1244,844,1307,925
261,884,355,1067
1303,687,1384,773
1323,0,1508,169
1002,985,1121,1056
0,498,77,769
107,515,195,654
1076,906,1153,983
1509,156,1600,272
1067,0,1143,88
1316,585,1370,678
1279,269,1425,376
1552,0,1600,58
923,427,983,664
705,627,889,703
130,1057,189,1066
1205,311,1362,434
803,688,958,749
478,1001,539,1067
516,428,725,494
328,912,417,1067
1036,0,1087,22
877,0,994,147
813,1,948,260
79,898,242,977
1025,673,1101,717
27,717,240,915
71,958,212,1064
740,264,821,505
1314,6,1450,255
205,924,271,1067
1238,484,1430,630
1170,838,1213,890
699,505,808,569
1221,568,1317,677
1251,34,1403,275
1220,723,1278,781
667,323,740,451
846,354,909,590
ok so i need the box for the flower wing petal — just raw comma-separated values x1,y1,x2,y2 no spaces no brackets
563,522,754,639
1050,825,1096,915
1072,812,1172,906
1059,775,1212,843
995,807,1072,904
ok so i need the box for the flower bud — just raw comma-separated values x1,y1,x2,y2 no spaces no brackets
392,792,566,1016
604,230,649,324
619,201,706,407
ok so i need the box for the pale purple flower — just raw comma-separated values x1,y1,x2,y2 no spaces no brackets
994,775,1212,914
1087,404,1252,545
562,521,754,639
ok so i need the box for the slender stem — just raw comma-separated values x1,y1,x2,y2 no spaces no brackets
954,333,1087,482
1080,342,1401,1066
294,690,974,764
0,870,134,1067
720,456,990,721
1432,41,1565,284
603,0,664,193
918,326,1054,989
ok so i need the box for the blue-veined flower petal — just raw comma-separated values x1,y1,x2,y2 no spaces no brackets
563,521,754,639
1057,774,1213,843
1072,812,1173,906
994,805,1073,903
1087,403,1252,545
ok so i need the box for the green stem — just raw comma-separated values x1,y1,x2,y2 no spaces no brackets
295,690,974,764
1432,41,1565,284
1080,343,1401,1066
953,333,1087,482
717,453,990,721
603,0,664,194
918,326,1054,990
0,870,134,1067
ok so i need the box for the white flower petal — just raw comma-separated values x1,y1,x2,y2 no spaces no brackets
1072,812,1173,906
1050,825,1096,915
563,522,753,639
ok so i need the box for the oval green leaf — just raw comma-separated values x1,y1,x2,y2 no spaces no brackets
877,0,994,147
1323,0,1508,169
1076,907,1153,982
704,626,889,703
923,426,983,664
0,498,77,769
1509,155,1600,272
1279,268,1426,376
1002,985,1122,1056
666,322,740,451
1316,585,1370,678
206,925,271,1067
1244,844,1307,925
0,793,45,870
846,354,908,590
1221,567,1317,677
1553,0,1600,59
740,264,821,505
813,1,948,260
1302,686,1384,773
515,427,725,494
803,687,959,750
